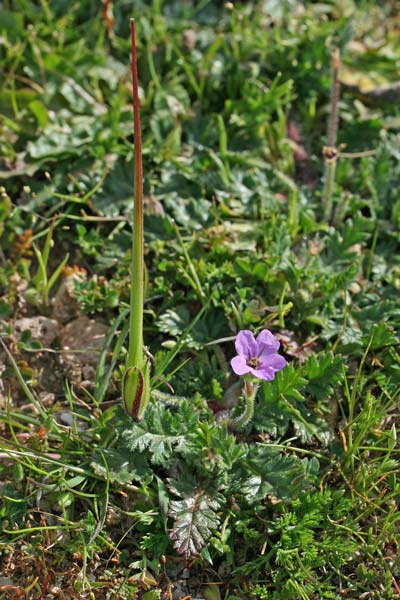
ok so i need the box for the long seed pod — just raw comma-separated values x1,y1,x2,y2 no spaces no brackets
122,19,151,421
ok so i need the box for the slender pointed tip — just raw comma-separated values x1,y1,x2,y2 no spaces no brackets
130,19,136,60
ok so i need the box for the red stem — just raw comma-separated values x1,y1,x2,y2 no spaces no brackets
130,19,143,211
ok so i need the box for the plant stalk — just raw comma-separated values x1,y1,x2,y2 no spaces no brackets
233,378,259,430
323,156,337,222
122,19,151,421
323,48,340,222
127,18,144,370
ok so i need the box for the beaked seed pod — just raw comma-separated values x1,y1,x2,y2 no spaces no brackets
123,360,151,421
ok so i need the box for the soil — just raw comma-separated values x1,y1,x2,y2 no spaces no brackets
0,274,108,413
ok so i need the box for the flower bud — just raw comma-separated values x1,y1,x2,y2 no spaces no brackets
123,360,151,421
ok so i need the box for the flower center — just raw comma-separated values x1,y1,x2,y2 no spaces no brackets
247,357,260,369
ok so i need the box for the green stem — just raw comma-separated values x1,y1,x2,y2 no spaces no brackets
173,222,205,301
328,49,340,149
233,378,259,430
127,18,144,370
345,331,374,471
323,48,340,223
278,280,288,329
323,158,337,222
288,189,299,235
122,19,151,421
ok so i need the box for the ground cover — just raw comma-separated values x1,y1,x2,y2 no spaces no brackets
0,1,399,598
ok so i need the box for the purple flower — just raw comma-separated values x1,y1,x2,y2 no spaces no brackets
231,329,287,381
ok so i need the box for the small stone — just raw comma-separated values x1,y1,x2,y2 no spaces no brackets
14,316,59,347
38,392,55,407
52,273,84,324
182,29,196,49
59,316,108,385
181,568,190,579
172,582,187,600
349,281,361,294
50,587,62,595
60,317,107,368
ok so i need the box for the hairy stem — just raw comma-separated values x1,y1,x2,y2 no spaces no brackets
233,378,259,430
328,48,340,148
323,48,340,222
323,157,337,222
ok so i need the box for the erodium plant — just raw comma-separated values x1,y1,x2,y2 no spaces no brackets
122,22,286,427
231,329,286,428
122,19,151,421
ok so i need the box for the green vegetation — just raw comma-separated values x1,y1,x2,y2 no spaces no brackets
0,1,399,598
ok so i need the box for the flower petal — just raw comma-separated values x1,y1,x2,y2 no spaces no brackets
256,329,280,356
235,330,258,359
231,355,252,376
266,354,287,371
250,354,286,380
250,365,276,381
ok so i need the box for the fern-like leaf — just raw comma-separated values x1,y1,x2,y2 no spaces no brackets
169,488,220,557
123,424,188,465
